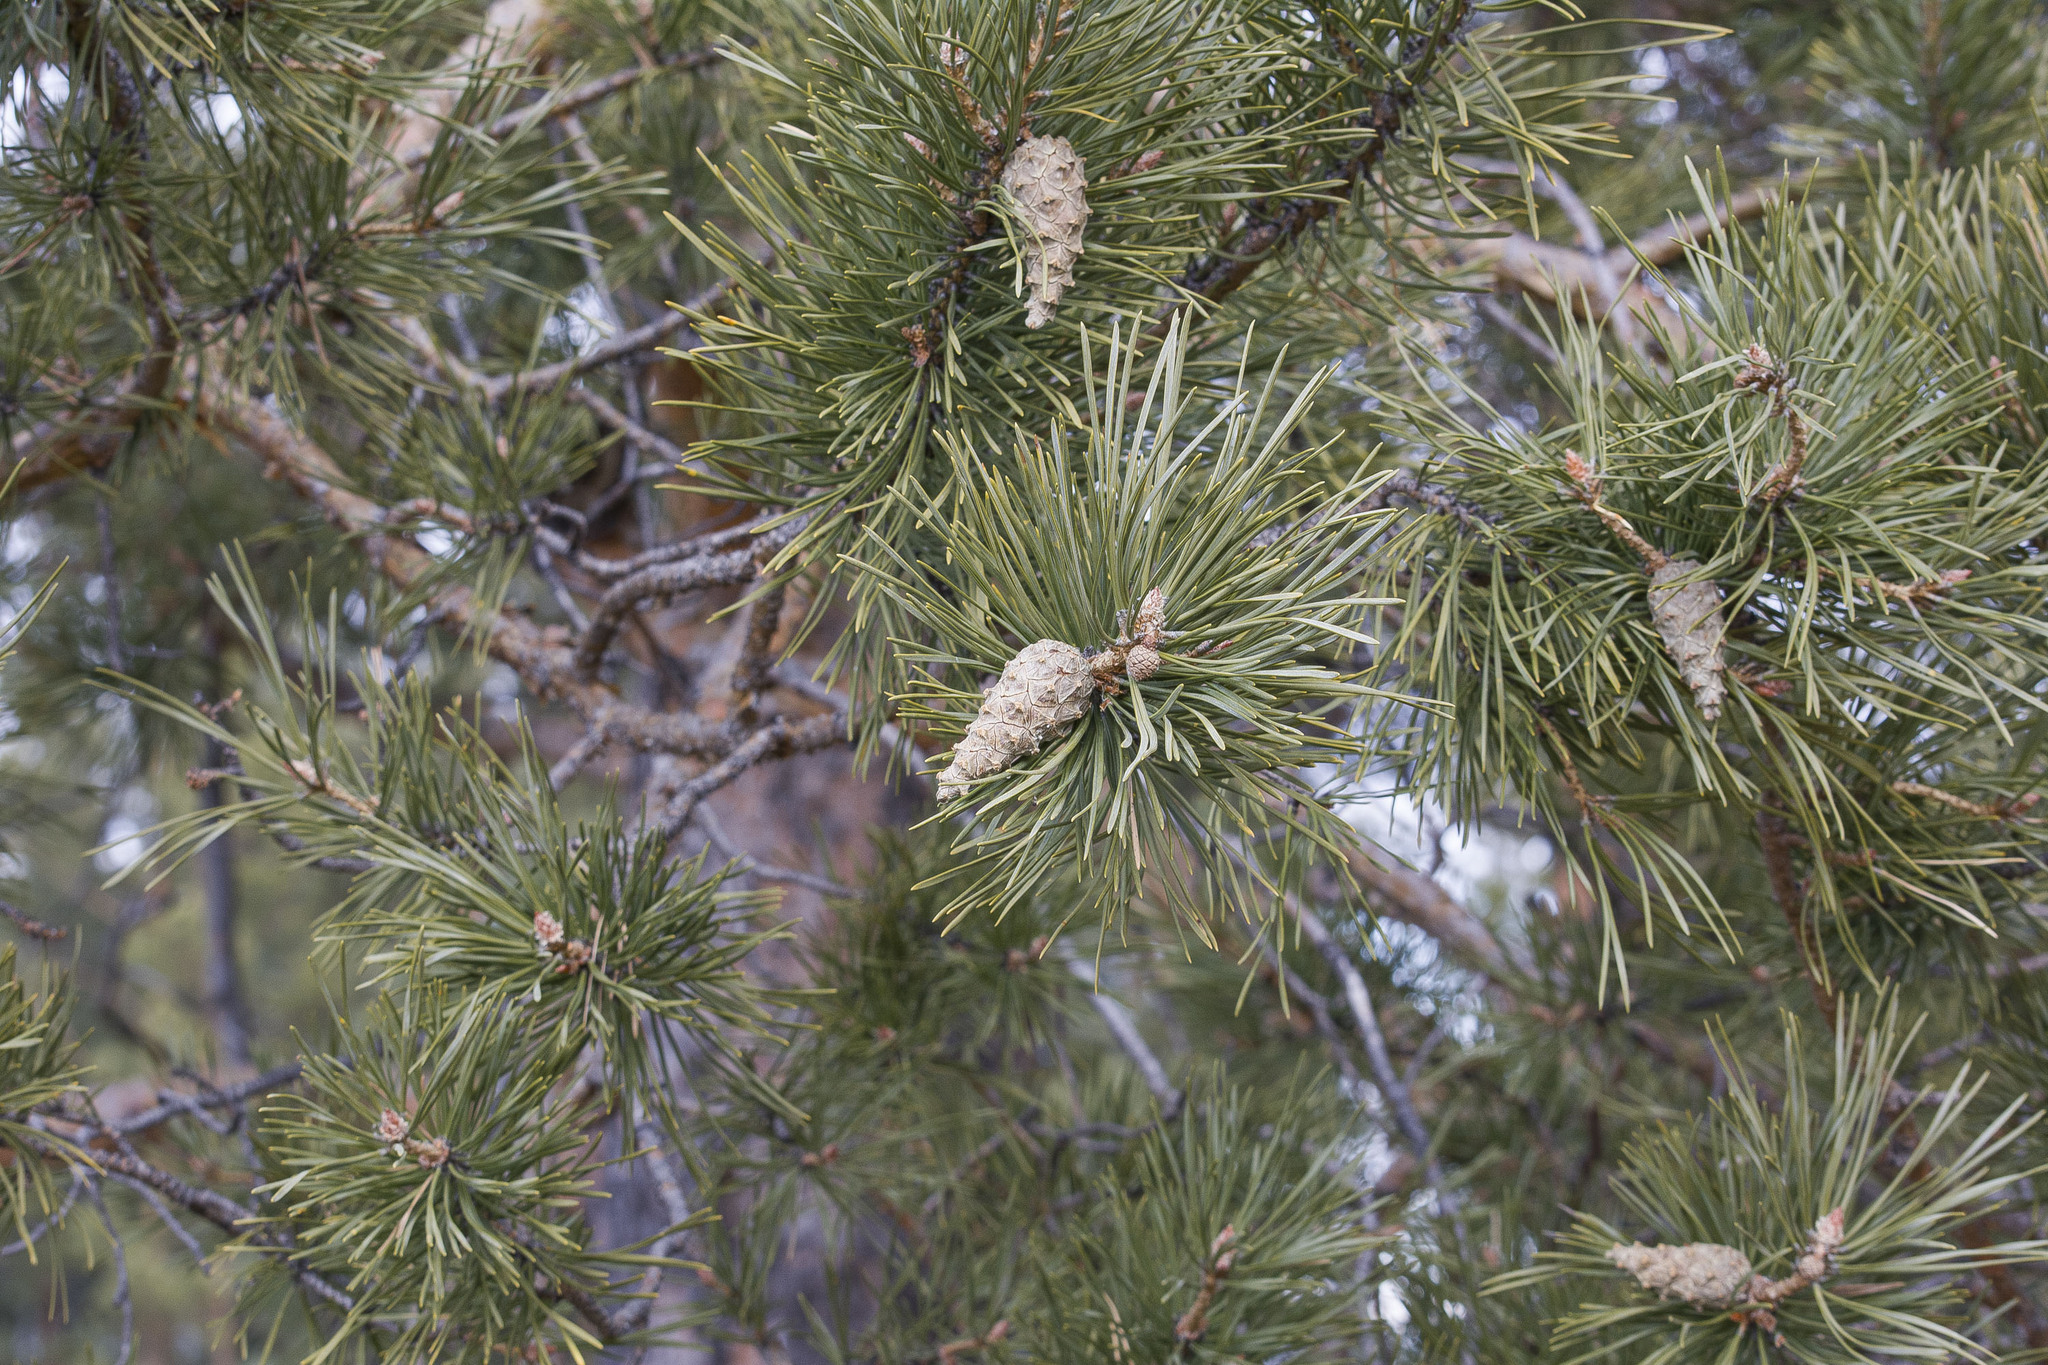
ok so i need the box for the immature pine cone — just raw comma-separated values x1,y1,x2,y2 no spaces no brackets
1647,560,1728,721
1607,1240,1753,1308
1001,135,1090,328
937,640,1096,800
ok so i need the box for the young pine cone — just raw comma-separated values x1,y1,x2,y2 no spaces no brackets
1607,1240,1753,1309
937,640,1096,801
1001,135,1089,328
1647,559,1728,721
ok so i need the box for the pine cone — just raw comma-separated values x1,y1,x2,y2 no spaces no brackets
1647,559,1728,720
1001,135,1090,328
1607,1241,1753,1308
938,640,1097,800
1125,643,1160,681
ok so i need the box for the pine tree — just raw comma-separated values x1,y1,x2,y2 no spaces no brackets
5,0,2048,1361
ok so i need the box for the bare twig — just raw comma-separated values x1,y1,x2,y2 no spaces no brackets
89,1183,136,1365
480,270,753,400
89,1062,305,1140
1057,941,1184,1120
397,49,731,176
565,385,688,465
1288,896,1436,1171
106,1171,210,1265
0,1170,85,1258
1344,844,1518,980
1,898,68,941
651,715,844,841
197,731,254,1067
1255,930,1360,1084
692,804,852,899
1756,806,1835,1030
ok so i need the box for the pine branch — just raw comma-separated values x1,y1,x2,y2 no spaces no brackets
1167,0,1474,317
0,899,68,942
479,269,756,401
202,393,821,765
83,1146,356,1311
1345,844,1518,981
396,47,733,178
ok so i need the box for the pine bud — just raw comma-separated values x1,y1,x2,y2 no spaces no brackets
408,1135,451,1169
1794,1207,1845,1282
374,1108,409,1147
1607,1240,1753,1308
534,910,564,952
1001,135,1090,328
1124,643,1160,681
1647,560,1727,720
938,640,1097,800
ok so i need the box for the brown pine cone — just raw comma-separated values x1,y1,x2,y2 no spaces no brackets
937,639,1097,800
1000,135,1090,328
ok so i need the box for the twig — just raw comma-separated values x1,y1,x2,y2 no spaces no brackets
1564,450,1668,571
1165,0,1474,320
1890,780,2038,823
1343,845,1517,980
0,1170,85,1258
90,1062,305,1139
480,271,753,401
397,49,731,177
86,1145,357,1310
549,730,606,791
621,1118,700,1354
1056,942,1185,1120
1287,896,1436,1171
728,584,787,714
651,715,843,841
1479,296,1563,367
565,385,688,465
574,533,793,678
1173,1226,1238,1354
692,804,851,899
89,1183,136,1365
1,898,68,941
197,731,254,1067
106,1171,210,1265
1252,930,1360,1084
1735,345,1811,502
1756,807,1835,1030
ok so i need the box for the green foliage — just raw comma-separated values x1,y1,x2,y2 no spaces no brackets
11,0,2048,1359
1022,1084,1382,1365
1371,163,2048,992
1497,997,2048,1364
0,945,88,1259
860,321,1396,934
673,0,1618,721
250,989,660,1364
1782,0,2048,172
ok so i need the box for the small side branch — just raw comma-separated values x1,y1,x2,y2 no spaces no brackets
1288,896,1437,1171
1057,942,1184,1120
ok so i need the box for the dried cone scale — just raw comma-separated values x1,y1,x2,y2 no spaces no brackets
938,640,1097,801
1001,135,1090,328
1647,560,1728,720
